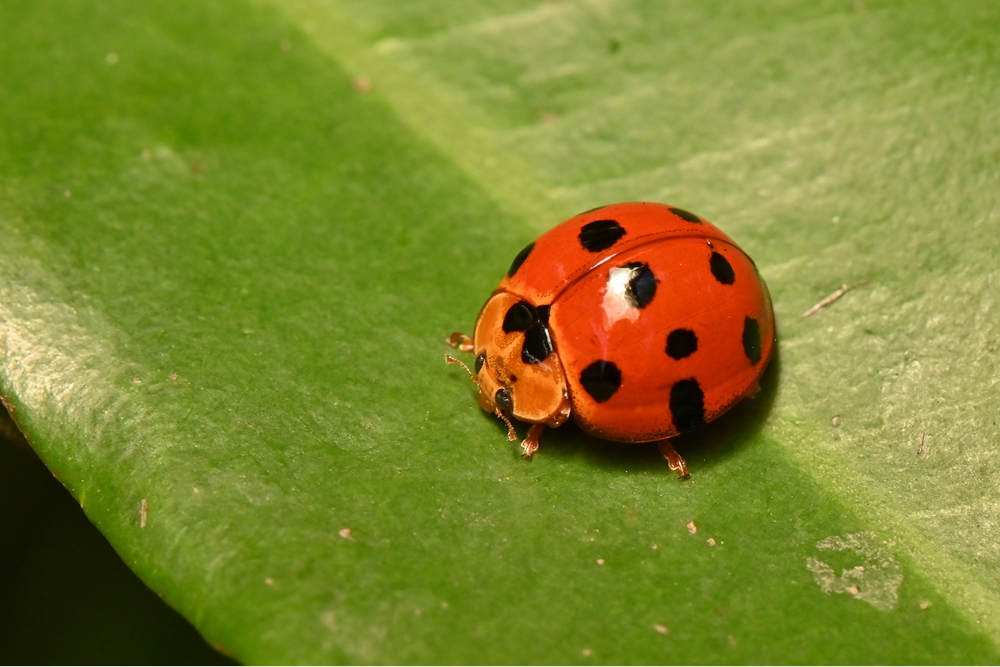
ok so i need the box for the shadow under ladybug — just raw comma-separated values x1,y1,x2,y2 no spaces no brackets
533,344,780,476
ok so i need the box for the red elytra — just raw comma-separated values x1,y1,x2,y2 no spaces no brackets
447,202,775,476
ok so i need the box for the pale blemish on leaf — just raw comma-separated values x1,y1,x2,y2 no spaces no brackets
806,532,903,611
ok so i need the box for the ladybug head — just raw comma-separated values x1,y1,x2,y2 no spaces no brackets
471,292,571,429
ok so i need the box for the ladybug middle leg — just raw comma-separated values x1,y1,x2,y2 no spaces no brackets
657,440,689,479
521,423,545,458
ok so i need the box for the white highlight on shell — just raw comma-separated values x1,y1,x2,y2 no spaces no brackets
601,266,641,329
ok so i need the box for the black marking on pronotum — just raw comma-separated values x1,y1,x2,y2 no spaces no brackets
668,207,702,223
621,262,658,309
494,388,513,411
742,316,762,365
579,360,622,403
579,219,626,253
521,322,554,365
507,242,535,278
502,301,537,333
665,328,698,360
499,300,555,365
669,379,705,432
709,251,735,285
475,352,486,374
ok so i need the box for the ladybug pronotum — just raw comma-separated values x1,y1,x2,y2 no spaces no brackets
447,202,775,477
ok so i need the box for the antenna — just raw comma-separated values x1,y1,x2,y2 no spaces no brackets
445,354,477,382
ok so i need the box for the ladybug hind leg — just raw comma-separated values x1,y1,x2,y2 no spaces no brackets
657,440,690,479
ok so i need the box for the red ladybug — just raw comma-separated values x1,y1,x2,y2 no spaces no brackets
447,202,775,476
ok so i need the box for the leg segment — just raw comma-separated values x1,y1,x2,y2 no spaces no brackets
446,332,474,352
657,440,690,478
521,423,545,458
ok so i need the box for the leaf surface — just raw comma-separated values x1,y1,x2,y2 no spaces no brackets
1,0,998,662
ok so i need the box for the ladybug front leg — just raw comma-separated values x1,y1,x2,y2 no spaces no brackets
521,423,545,458
657,440,689,479
446,332,474,352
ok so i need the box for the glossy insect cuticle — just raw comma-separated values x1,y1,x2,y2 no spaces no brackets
495,388,513,411
464,202,773,473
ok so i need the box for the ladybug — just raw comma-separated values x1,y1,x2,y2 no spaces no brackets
447,202,775,476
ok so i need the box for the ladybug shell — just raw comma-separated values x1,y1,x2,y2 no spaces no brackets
492,202,774,442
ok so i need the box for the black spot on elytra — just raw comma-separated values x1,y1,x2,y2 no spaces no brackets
621,262,658,308
710,251,735,285
521,322,554,365
495,388,512,411
670,379,705,432
475,352,486,374
666,329,698,360
502,301,537,333
579,220,626,252
535,304,551,324
507,242,535,278
579,360,622,403
669,207,702,223
742,316,762,365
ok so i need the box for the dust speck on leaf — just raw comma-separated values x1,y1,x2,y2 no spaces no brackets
654,624,669,634
139,498,148,528
339,528,354,540
803,283,853,317
264,577,274,586
687,520,698,534
596,558,605,566
706,537,716,547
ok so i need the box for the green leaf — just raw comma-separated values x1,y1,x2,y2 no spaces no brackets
2,0,999,662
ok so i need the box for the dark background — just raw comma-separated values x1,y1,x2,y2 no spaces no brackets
0,404,233,665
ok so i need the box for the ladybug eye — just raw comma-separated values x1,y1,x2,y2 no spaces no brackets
494,388,513,411
475,352,486,374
